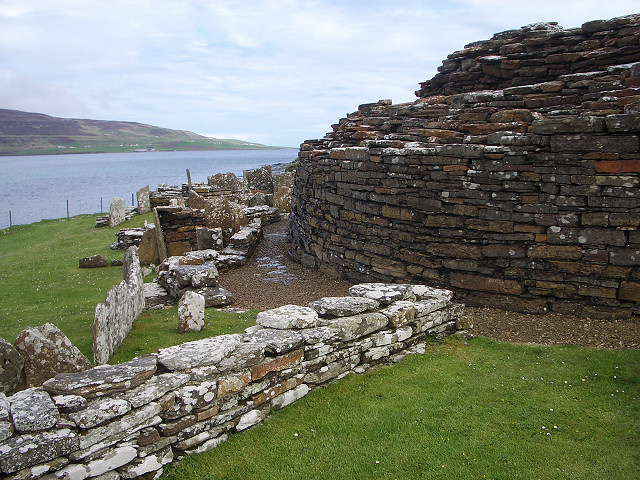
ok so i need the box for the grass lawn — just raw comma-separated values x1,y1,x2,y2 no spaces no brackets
164,337,639,480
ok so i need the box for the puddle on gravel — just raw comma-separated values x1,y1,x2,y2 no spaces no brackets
255,255,296,284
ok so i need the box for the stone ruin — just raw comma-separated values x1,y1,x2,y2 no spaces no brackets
288,14,640,318
0,282,467,479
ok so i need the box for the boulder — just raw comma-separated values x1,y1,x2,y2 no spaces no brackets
0,337,24,395
79,254,108,268
177,292,206,333
256,305,320,330
108,197,126,228
14,323,92,388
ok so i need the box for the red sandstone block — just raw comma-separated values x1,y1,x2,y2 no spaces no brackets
594,160,640,173
450,272,524,295
250,349,304,382
528,245,583,260
619,281,640,301
481,244,526,258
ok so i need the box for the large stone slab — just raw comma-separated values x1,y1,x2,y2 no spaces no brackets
9,388,59,432
308,296,380,317
256,305,320,329
14,323,92,388
0,429,78,474
178,291,206,333
0,337,24,395
138,225,160,265
123,372,190,409
349,283,411,305
68,397,131,429
42,355,157,399
108,197,126,228
157,335,243,371
195,286,234,308
136,185,151,214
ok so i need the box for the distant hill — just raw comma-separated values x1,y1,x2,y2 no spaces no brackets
0,109,276,156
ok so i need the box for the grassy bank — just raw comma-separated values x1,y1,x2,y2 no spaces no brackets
164,337,639,480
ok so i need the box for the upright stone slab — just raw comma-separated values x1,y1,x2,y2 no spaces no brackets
0,338,24,395
204,197,234,231
108,197,126,228
153,208,168,262
244,165,274,193
136,186,151,214
138,225,160,266
177,291,206,333
14,323,91,388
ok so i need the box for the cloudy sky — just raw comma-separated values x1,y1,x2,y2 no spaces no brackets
0,1,637,147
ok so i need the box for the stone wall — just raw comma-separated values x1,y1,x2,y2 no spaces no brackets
0,283,464,479
288,15,640,318
93,247,145,365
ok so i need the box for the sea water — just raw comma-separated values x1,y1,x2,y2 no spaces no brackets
0,149,299,229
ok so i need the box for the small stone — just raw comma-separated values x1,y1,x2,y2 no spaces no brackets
52,394,87,413
256,305,320,329
79,255,108,268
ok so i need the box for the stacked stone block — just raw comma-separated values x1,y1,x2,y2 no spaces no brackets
288,15,640,317
0,283,463,479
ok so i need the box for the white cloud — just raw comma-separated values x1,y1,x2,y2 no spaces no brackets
0,0,637,146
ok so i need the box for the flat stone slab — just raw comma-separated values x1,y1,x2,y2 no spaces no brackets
144,282,175,309
42,355,157,399
243,329,305,355
349,283,410,305
9,388,59,432
308,296,380,317
379,301,416,327
256,305,320,329
410,285,454,302
0,337,24,395
328,312,389,341
195,286,234,308
68,398,131,429
0,428,79,474
123,373,190,409
157,334,243,371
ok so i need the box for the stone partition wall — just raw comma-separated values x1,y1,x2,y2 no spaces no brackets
288,15,640,318
93,247,145,365
0,283,464,479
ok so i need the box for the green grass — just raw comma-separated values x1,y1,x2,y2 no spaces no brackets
164,337,639,480
0,212,255,361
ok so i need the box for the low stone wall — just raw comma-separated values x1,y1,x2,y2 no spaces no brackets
288,15,640,318
93,247,145,365
0,283,464,479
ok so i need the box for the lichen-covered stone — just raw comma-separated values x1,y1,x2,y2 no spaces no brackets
328,312,389,341
0,429,79,474
108,197,126,228
123,372,190,409
177,291,205,334
42,355,157,399
68,398,131,429
52,394,87,413
256,305,320,329
271,384,310,410
308,296,380,317
14,323,92,388
379,301,416,327
157,335,243,371
349,284,411,305
119,445,173,479
9,388,59,432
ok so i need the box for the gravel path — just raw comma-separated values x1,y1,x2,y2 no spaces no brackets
219,219,640,349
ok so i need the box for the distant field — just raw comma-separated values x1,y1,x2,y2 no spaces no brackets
0,108,277,155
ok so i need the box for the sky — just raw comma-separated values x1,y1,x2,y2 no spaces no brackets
0,1,638,147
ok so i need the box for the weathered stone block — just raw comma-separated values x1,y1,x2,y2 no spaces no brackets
308,296,379,317
256,305,320,330
0,338,23,395
0,429,79,474
157,335,242,371
79,254,108,268
450,272,524,295
177,291,205,334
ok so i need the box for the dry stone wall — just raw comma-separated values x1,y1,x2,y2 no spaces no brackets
288,15,640,318
93,247,145,365
0,283,464,480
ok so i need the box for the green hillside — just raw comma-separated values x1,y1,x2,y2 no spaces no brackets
0,109,276,155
